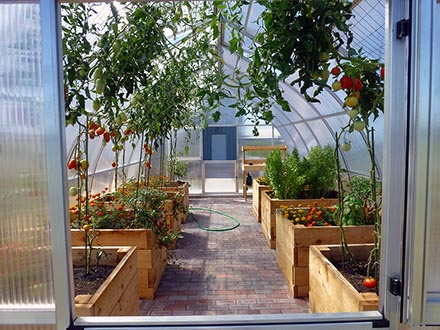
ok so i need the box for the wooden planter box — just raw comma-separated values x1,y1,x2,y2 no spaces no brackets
309,244,379,313
252,180,271,223
275,213,375,297
260,191,338,249
71,229,167,300
160,181,190,224
73,246,138,316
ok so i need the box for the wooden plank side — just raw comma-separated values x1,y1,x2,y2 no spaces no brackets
252,181,271,223
138,249,152,269
242,145,287,151
292,285,309,298
109,268,139,316
292,266,308,286
87,247,137,316
75,302,93,316
73,246,133,266
295,247,309,266
293,225,374,248
71,229,150,249
138,269,150,298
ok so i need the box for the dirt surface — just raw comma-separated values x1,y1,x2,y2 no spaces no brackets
73,266,115,295
333,260,378,293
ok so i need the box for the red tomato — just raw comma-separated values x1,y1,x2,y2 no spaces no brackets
103,132,110,143
95,127,105,136
353,78,363,91
89,129,95,139
363,277,377,288
380,66,385,79
340,75,353,89
330,66,341,76
88,122,99,131
111,161,116,167
145,161,151,168
67,159,77,170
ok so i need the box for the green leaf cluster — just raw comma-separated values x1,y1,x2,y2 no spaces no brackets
301,145,336,198
265,149,305,199
265,145,336,200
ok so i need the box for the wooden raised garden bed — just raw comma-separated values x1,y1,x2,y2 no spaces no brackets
260,191,338,249
73,246,138,316
71,229,167,300
160,181,190,224
275,212,375,297
309,244,379,313
252,179,271,223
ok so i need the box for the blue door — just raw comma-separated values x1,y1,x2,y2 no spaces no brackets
203,127,236,160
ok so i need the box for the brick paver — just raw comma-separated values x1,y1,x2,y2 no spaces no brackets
139,196,309,315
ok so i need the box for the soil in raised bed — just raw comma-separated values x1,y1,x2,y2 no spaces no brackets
73,266,115,295
332,260,379,293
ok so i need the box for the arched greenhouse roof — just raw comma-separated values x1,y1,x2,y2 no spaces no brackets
63,0,385,193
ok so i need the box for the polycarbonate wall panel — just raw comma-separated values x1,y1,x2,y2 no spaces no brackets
0,2,54,307
175,129,202,158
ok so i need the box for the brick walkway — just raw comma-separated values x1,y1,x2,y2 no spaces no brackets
139,196,309,316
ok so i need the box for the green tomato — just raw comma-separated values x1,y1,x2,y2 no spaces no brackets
118,112,128,122
348,109,359,119
93,67,102,82
353,120,366,131
69,186,78,196
341,143,351,152
332,81,341,91
311,71,320,80
113,39,121,53
319,69,329,81
95,79,105,94
319,51,329,62
92,99,101,111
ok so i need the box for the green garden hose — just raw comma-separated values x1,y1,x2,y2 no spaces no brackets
188,207,240,232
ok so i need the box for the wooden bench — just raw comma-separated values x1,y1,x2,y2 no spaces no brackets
241,145,287,200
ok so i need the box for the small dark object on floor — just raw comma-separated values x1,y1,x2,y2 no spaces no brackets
74,266,115,296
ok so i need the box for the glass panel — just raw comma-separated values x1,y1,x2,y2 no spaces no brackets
204,161,236,193
187,160,202,193
176,129,201,158
0,1,54,308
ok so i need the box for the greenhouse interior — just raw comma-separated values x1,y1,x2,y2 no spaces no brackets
1,0,440,329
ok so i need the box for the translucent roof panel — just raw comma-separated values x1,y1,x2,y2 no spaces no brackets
349,0,385,61
218,0,385,176
63,0,385,186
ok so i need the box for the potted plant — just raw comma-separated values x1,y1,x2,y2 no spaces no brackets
261,146,338,248
252,175,271,223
